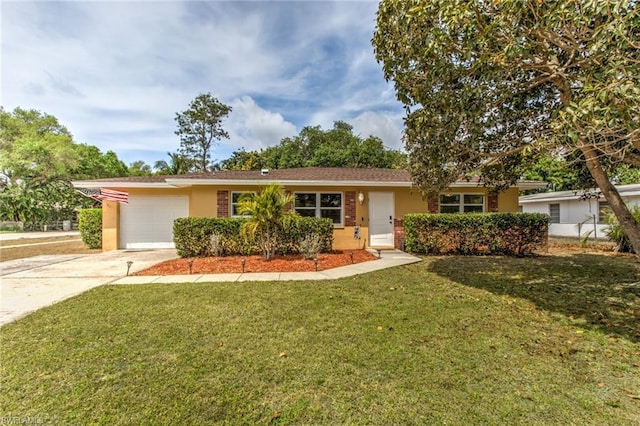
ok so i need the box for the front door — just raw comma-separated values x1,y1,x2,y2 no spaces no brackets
369,192,394,247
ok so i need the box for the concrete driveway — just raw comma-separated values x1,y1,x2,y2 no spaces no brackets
0,249,178,326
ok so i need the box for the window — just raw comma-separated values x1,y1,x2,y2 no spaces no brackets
598,201,610,224
231,192,254,217
294,192,342,225
549,203,560,223
439,193,485,213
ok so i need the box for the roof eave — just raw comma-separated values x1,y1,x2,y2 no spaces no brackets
164,179,415,187
72,181,177,189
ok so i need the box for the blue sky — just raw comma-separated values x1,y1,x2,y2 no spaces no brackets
1,0,404,168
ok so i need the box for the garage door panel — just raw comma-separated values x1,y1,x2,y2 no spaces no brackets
120,196,189,249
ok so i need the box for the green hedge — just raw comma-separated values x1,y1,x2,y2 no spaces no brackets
78,208,102,249
404,213,548,256
173,216,334,258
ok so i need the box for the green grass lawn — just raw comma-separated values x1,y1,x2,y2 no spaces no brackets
1,254,639,424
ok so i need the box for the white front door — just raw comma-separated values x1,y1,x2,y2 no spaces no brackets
369,192,394,247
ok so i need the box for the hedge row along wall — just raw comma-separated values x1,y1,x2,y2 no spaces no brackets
404,213,549,256
78,208,102,249
173,217,334,258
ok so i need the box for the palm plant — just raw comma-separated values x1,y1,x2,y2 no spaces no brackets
603,205,640,253
153,152,195,175
237,184,297,260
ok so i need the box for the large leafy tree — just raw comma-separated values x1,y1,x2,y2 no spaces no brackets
218,148,264,171
127,160,153,177
220,121,406,170
72,144,129,179
175,93,232,173
373,0,640,254
0,107,130,228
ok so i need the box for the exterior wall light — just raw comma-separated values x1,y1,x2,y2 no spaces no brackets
358,191,365,205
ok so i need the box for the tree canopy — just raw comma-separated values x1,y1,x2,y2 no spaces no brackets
219,121,406,170
175,93,232,173
153,152,196,175
373,0,640,254
0,107,129,228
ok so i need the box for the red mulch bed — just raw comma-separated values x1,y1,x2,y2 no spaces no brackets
135,250,378,275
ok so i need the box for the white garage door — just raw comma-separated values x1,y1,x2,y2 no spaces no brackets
119,195,189,249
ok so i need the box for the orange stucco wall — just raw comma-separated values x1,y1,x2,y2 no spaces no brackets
498,187,520,212
101,184,520,251
102,200,119,251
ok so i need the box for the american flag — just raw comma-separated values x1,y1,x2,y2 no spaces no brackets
76,188,129,204
100,188,129,204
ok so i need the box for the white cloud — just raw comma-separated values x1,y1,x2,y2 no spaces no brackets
226,96,298,151
1,0,405,166
351,111,405,150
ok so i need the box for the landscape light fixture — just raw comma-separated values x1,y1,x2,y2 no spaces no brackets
126,261,133,276
241,258,246,273
188,258,194,274
313,257,319,271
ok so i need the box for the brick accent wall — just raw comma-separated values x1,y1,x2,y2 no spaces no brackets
394,218,405,250
217,190,229,217
427,191,439,213
488,193,498,212
344,191,356,226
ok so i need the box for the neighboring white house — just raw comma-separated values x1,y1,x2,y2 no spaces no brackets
519,184,640,239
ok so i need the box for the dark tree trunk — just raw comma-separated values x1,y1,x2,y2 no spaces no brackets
580,143,640,257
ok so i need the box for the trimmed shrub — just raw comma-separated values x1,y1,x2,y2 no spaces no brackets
78,208,102,249
404,212,548,256
278,217,333,255
173,216,333,258
173,217,255,258
298,235,325,260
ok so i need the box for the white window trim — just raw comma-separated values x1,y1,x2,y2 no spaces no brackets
598,201,609,224
230,191,256,217
439,193,485,213
293,191,344,226
549,203,560,224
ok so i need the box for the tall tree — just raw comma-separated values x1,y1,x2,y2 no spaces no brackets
373,0,640,254
175,93,232,172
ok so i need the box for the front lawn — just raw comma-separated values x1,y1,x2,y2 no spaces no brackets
1,254,639,424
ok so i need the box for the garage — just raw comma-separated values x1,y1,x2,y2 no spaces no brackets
119,195,189,249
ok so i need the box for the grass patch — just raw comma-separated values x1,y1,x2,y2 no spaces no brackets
1,254,639,424
0,237,98,261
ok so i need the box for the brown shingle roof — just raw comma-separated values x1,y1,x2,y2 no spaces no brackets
174,167,411,182
73,167,546,189
76,168,412,184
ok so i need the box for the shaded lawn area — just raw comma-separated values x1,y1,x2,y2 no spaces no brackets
0,237,99,262
1,255,639,424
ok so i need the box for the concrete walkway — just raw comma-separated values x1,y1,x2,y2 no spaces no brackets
112,250,422,284
1,249,421,326
0,249,179,326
